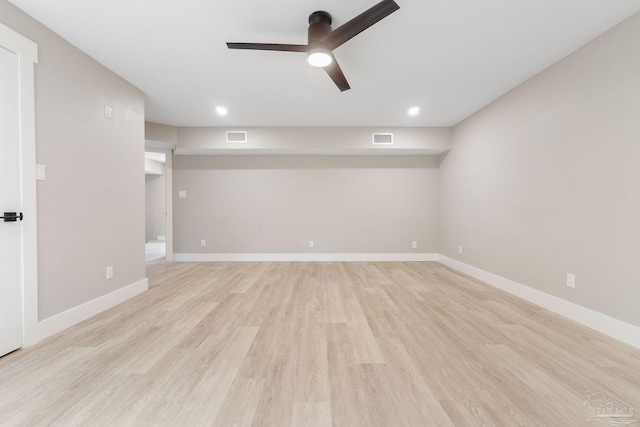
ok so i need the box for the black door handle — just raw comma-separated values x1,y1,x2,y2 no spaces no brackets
1,212,23,222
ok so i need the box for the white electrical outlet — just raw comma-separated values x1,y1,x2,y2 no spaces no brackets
412,241,417,249
458,245,463,254
566,273,576,288
104,105,112,119
179,190,187,198
309,240,314,248
106,266,113,280
201,240,206,247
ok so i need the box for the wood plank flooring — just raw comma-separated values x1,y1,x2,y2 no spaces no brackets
1,261,639,426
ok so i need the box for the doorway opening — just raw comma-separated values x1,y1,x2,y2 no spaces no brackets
145,151,167,264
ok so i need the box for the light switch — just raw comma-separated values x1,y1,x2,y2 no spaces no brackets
104,105,112,119
179,190,187,198
36,164,46,181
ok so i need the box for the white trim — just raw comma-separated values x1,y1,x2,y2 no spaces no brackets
0,24,38,62
38,279,148,341
437,255,640,350
174,253,438,262
164,151,173,262
1,23,39,347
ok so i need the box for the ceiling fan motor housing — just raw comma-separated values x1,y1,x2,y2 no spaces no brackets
308,11,332,43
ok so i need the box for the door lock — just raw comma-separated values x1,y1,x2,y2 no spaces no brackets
1,212,23,222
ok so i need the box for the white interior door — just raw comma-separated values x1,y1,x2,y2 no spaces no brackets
0,45,23,357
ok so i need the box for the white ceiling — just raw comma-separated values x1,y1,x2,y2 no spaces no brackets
9,0,640,127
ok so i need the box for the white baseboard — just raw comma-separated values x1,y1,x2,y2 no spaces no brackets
173,253,438,262
38,278,149,341
437,255,640,350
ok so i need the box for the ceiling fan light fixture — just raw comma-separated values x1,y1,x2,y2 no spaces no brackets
227,0,400,90
308,48,332,68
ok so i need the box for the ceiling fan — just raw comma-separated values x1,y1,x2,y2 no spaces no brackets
226,0,400,92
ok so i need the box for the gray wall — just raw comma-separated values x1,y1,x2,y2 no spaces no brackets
146,173,166,242
146,121,178,147
440,13,640,327
174,155,439,254
0,1,146,320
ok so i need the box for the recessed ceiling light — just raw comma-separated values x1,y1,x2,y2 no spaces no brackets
216,106,228,116
408,106,420,116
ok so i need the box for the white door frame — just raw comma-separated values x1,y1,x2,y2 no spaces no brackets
0,23,39,347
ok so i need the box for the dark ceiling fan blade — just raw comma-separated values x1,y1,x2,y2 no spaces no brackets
324,55,350,92
226,42,308,52
322,0,399,50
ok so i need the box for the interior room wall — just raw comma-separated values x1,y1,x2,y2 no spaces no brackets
145,121,178,148
173,155,439,255
0,1,146,320
439,12,640,327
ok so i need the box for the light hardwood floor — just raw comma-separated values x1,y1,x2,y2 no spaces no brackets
1,261,639,426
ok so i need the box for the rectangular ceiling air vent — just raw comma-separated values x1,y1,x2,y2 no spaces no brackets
226,131,247,143
372,133,393,144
